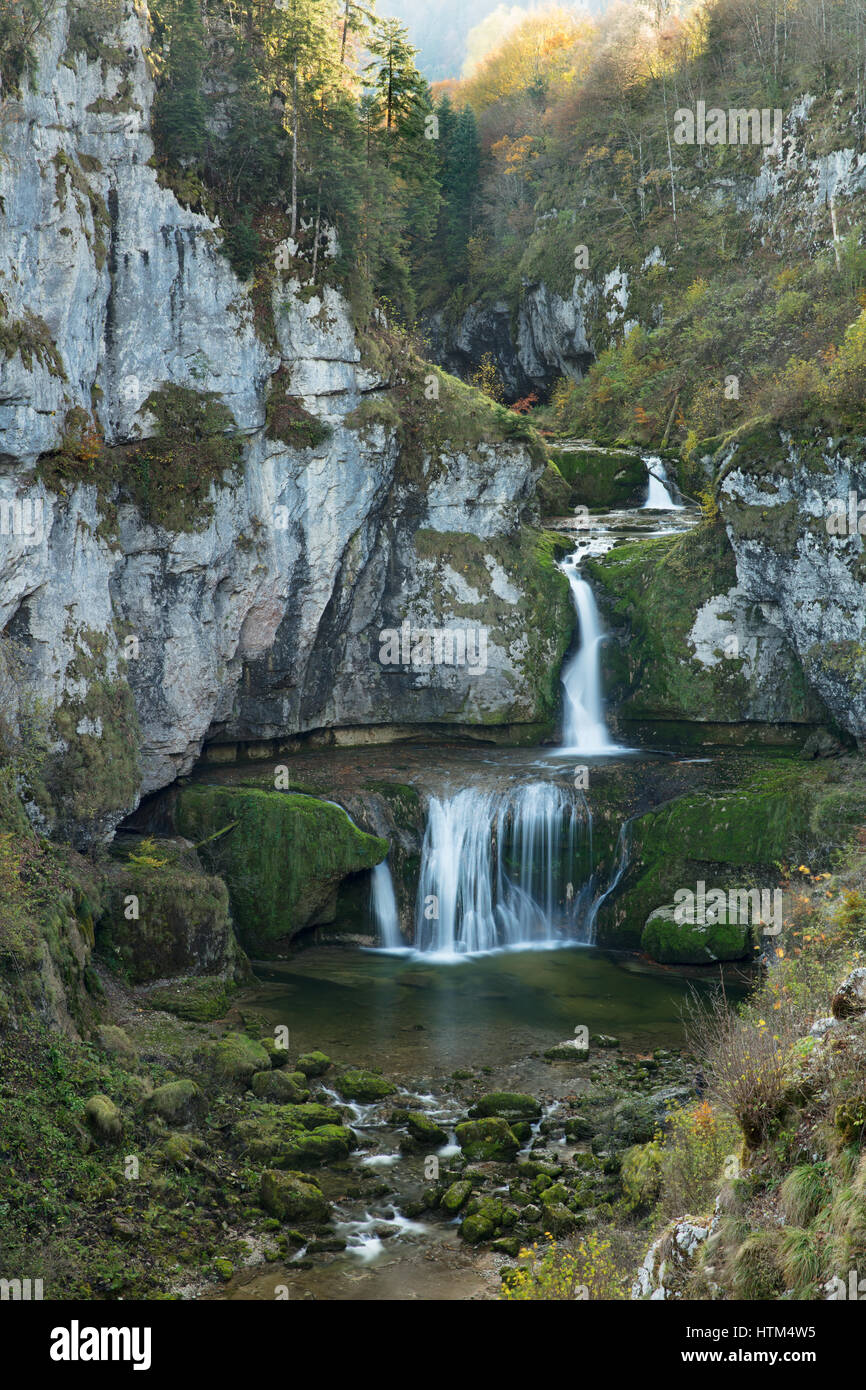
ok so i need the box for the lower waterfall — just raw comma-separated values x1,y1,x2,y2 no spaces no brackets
413,782,608,958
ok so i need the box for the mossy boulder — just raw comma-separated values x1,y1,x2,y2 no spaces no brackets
460,1195,516,1245
94,1024,137,1060
259,1169,331,1224
147,1079,204,1126
212,1032,271,1084
333,1069,397,1103
146,975,233,1022
251,1071,311,1104
280,1125,356,1168
261,1037,291,1068
642,902,752,965
564,1116,594,1141
405,1112,448,1147
550,444,646,509
84,1094,123,1145
441,1179,473,1213
174,786,388,953
97,860,239,983
455,1116,520,1163
469,1092,541,1122
295,1050,331,1077
236,1104,345,1164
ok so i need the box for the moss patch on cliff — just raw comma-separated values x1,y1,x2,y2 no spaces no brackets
265,366,332,449
38,388,244,533
0,293,65,376
174,785,388,954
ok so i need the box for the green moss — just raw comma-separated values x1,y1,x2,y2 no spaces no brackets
146,975,234,1022
265,366,332,448
39,388,244,534
333,1069,396,1103
550,445,647,508
455,1116,520,1162
97,859,236,985
641,902,752,964
0,293,65,377
174,785,388,954
146,1080,204,1125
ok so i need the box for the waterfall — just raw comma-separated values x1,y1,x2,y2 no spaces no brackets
370,860,403,950
642,455,684,510
414,783,600,958
559,553,619,755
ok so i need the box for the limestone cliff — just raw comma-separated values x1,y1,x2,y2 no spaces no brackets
0,0,570,846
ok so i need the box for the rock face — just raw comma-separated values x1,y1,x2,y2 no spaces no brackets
718,427,866,745
0,2,570,847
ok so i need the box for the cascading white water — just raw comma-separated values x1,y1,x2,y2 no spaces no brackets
370,860,403,950
414,782,597,958
642,454,684,510
559,554,615,755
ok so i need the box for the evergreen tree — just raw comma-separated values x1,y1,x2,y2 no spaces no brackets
153,0,207,165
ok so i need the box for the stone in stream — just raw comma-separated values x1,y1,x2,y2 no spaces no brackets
440,1179,473,1213
404,1112,448,1147
544,1038,590,1061
455,1116,520,1162
333,1068,397,1103
468,1092,542,1122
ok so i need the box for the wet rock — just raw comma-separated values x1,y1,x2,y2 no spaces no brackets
468,1092,542,1122
333,1068,396,1103
544,1038,590,1061
405,1112,448,1147
590,1034,621,1049
564,1115,594,1141
261,1038,291,1068
642,904,752,965
440,1179,473,1213
456,1117,520,1163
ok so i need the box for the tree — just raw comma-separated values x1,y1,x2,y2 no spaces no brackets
152,0,207,166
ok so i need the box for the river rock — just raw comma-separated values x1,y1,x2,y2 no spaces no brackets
642,902,752,965
468,1092,542,1122
259,1170,331,1224
455,1116,520,1162
251,1070,311,1104
333,1068,397,1103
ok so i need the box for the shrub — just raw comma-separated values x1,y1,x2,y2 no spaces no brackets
501,1232,626,1301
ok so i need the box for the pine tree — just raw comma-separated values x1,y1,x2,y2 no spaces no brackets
153,0,207,166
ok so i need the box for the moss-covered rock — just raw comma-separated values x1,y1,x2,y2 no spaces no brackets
642,902,752,964
455,1116,520,1163
84,1093,123,1144
468,1092,541,1122
147,1079,204,1125
97,857,239,984
259,1169,331,1224
212,1032,271,1084
333,1069,397,1103
174,786,388,953
146,975,234,1022
295,1050,331,1077
441,1179,473,1213
405,1112,448,1147
94,1024,137,1060
550,444,647,508
250,1071,311,1104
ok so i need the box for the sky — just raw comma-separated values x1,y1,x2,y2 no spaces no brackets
377,0,572,82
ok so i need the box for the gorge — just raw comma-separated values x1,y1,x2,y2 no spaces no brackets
3,0,866,1314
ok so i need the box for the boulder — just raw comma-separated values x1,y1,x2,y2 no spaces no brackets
259,1170,331,1224
832,967,866,1019
455,1116,520,1163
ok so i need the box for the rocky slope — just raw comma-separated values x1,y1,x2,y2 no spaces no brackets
0,0,570,847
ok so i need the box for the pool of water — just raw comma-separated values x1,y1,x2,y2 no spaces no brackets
242,944,750,1080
